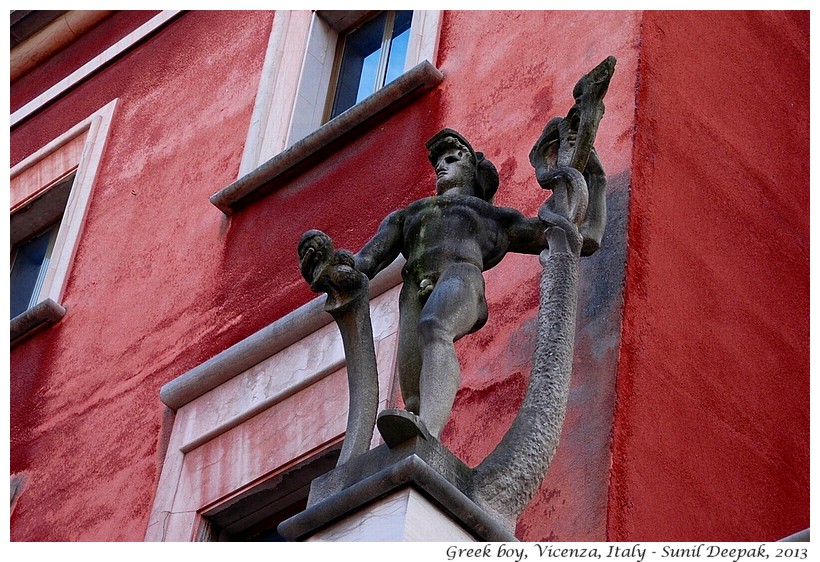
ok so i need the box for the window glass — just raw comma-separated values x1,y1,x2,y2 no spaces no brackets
328,11,414,121
10,222,61,318
331,13,388,119
384,11,412,85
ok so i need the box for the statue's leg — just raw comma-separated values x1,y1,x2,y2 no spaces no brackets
396,282,423,414
417,263,487,437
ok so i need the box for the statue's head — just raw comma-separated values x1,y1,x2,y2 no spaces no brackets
426,129,498,201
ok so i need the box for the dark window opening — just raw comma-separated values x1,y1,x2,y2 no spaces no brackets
200,445,341,542
10,171,74,319
10,222,61,318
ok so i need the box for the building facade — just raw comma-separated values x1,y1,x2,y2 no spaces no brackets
10,10,809,541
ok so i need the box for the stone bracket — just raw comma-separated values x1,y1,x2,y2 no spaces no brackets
278,436,516,542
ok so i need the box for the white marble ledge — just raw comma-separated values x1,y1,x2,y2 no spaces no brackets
309,488,476,542
160,257,404,411
210,61,444,214
176,284,401,453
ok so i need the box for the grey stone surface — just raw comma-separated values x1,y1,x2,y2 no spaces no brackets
779,529,810,542
278,435,516,542
471,248,579,527
300,129,554,441
10,298,66,345
376,408,433,447
469,55,617,525
298,230,379,466
530,55,615,255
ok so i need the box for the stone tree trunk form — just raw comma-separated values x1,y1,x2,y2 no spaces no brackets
471,56,616,529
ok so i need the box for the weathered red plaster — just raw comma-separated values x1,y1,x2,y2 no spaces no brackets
610,11,809,541
433,11,641,541
10,9,807,543
11,11,160,112
10,11,274,541
11,10,641,542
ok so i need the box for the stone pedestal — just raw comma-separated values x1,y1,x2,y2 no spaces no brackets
278,432,517,542
308,487,476,541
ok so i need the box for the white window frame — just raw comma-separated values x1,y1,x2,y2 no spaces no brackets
10,176,71,317
10,99,117,342
238,10,442,176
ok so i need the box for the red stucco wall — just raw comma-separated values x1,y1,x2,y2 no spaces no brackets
10,11,275,541
10,9,808,543
11,10,639,542
429,11,640,541
224,11,640,541
11,11,160,113
610,11,810,541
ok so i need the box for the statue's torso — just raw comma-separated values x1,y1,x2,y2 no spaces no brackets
400,194,511,282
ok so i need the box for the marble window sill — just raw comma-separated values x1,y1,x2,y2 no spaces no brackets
210,61,443,214
11,298,66,346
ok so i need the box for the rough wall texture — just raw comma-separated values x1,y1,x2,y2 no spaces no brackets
10,9,807,543
10,10,638,542
10,11,274,541
10,11,159,113
610,11,810,541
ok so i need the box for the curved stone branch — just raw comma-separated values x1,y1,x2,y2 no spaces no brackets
298,230,379,466
530,56,615,256
471,231,580,529
327,291,380,465
469,57,615,529
564,55,616,173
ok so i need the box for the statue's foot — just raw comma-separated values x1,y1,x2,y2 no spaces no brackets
377,408,432,448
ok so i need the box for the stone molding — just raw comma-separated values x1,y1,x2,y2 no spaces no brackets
237,10,442,177
11,11,182,127
145,279,403,541
278,436,517,542
10,99,118,344
10,298,66,346
159,257,404,411
307,487,476,542
11,11,113,81
210,61,444,214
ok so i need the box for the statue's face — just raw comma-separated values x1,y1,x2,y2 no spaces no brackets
434,144,474,195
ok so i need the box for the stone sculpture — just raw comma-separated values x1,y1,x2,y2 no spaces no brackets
297,56,616,529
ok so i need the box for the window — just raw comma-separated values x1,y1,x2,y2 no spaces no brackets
144,280,405,541
235,10,442,177
10,171,74,319
199,446,341,542
10,99,117,343
326,10,413,121
212,10,442,213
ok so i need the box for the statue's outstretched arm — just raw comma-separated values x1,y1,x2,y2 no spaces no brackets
503,208,581,257
505,211,548,255
354,209,405,279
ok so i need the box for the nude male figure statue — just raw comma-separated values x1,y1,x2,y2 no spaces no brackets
293,56,614,527
300,128,589,439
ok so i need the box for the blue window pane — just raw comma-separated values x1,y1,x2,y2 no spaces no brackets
10,225,58,318
356,48,381,104
330,13,388,119
384,11,412,85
